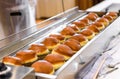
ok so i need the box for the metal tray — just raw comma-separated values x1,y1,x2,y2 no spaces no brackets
21,10,120,79
102,3,120,12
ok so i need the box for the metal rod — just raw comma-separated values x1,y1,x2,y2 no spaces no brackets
61,0,65,12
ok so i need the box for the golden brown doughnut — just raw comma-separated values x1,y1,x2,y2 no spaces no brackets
63,39,81,51
67,24,80,32
29,44,49,56
72,21,87,29
31,60,54,74
92,22,105,30
96,17,109,26
70,34,88,46
42,37,59,50
60,27,76,38
80,29,95,40
80,18,90,25
44,54,65,70
87,24,100,34
2,56,22,66
85,12,98,21
106,12,118,19
102,15,113,23
49,33,65,42
52,44,74,60
16,50,38,65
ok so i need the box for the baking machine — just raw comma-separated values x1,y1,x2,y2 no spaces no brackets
1,2,120,79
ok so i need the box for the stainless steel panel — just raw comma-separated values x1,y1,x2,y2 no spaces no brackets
0,64,35,79
102,3,120,12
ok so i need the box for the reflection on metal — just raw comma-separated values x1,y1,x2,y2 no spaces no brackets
0,64,35,79
102,3,120,12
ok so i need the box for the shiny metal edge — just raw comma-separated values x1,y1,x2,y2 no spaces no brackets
35,73,57,79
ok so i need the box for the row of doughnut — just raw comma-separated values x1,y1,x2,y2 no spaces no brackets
2,12,118,75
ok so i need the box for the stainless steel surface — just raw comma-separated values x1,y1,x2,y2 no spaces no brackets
102,3,120,12
1,64,35,79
